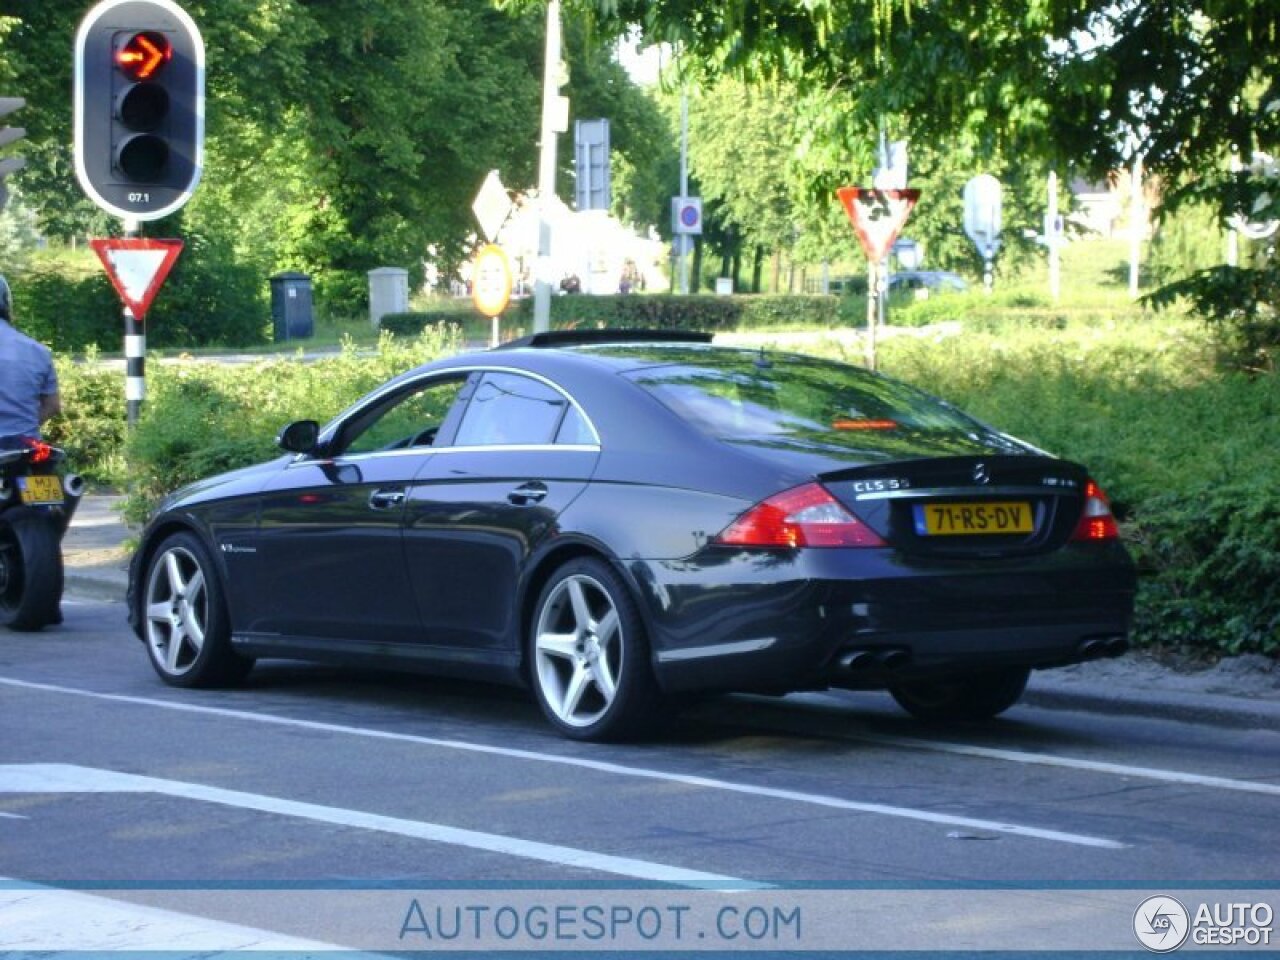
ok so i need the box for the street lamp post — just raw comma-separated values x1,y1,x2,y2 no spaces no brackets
533,0,564,332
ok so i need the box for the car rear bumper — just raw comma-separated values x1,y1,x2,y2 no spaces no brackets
631,543,1136,694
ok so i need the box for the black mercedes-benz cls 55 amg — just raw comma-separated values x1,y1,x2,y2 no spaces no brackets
128,330,1135,740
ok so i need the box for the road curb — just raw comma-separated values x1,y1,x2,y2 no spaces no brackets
1024,681,1280,731
64,572,126,605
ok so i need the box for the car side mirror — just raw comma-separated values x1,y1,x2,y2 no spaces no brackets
277,420,321,455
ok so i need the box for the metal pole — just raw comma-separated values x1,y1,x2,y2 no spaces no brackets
678,92,690,295
1047,170,1061,301
1129,154,1143,299
122,217,145,428
865,259,878,371
532,0,562,333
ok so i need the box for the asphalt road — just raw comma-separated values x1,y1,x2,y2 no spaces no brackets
2,597,1278,953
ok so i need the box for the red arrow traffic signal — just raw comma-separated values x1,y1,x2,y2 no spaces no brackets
116,31,172,81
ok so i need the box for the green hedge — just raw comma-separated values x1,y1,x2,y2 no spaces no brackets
12,236,270,352
379,295,842,339
379,309,472,336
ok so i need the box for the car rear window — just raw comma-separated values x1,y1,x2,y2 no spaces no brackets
625,352,987,449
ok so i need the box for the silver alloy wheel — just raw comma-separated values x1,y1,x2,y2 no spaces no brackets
144,546,208,677
533,573,623,728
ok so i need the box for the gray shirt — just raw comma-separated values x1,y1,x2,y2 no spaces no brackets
0,319,58,437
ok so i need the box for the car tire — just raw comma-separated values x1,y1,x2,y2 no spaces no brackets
0,507,63,631
529,557,663,741
889,667,1030,721
142,531,253,688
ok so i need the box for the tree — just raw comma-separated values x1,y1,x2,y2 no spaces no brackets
530,1,1277,347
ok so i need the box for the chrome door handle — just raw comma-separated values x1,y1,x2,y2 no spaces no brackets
507,482,548,505
368,488,406,510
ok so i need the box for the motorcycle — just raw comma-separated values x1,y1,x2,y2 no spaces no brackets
0,435,84,631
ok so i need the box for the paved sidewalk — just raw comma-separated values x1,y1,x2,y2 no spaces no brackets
61,495,1280,729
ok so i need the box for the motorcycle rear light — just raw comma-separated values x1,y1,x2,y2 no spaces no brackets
1070,479,1120,541
23,438,53,464
715,482,886,548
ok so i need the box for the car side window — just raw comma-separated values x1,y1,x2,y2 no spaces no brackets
555,404,595,445
339,376,469,456
452,372,568,447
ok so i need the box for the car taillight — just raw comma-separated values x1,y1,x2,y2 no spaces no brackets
715,483,886,548
1070,480,1119,541
22,438,53,464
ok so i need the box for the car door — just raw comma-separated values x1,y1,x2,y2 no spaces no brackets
245,373,472,647
402,369,600,656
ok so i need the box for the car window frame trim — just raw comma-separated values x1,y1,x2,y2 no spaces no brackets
299,364,601,466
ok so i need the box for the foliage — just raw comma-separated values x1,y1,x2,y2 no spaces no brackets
379,309,475,337
545,0,1278,354
14,257,119,353
499,293,839,332
12,246,267,352
47,348,127,486
1147,264,1280,374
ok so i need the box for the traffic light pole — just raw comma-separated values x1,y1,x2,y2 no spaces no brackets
121,219,146,428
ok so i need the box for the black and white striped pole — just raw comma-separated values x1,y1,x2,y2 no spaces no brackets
122,223,146,426
90,234,184,426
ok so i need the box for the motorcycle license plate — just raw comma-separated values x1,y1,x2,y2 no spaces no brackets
19,475,64,505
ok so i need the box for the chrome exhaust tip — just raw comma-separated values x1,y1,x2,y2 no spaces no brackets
62,473,86,498
839,650,877,671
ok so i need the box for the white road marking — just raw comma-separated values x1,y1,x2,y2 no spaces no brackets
852,731,1280,796
0,878,346,952
0,812,27,819
0,764,760,890
0,677,1125,849
790,692,1280,798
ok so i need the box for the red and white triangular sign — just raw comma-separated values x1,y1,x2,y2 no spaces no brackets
836,187,921,262
90,238,184,321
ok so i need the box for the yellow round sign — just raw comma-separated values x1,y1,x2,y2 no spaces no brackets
472,244,513,318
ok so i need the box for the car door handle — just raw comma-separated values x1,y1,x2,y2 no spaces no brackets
507,482,548,506
368,488,406,510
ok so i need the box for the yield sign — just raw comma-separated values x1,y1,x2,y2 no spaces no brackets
90,238,184,320
836,187,921,262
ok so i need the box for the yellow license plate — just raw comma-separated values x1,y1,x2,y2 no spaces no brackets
915,501,1033,536
19,475,64,505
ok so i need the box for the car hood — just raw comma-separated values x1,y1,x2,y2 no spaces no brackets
157,455,293,515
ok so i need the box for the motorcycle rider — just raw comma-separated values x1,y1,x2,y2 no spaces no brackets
0,274,61,439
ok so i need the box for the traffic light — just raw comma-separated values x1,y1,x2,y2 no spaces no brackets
74,0,204,221
0,97,26,211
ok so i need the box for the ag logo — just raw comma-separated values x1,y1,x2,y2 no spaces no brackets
1134,896,1190,952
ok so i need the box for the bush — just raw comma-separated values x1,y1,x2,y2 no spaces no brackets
17,259,119,353
14,236,270,353
47,348,128,486
380,309,473,337
504,293,841,332
1129,480,1280,656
